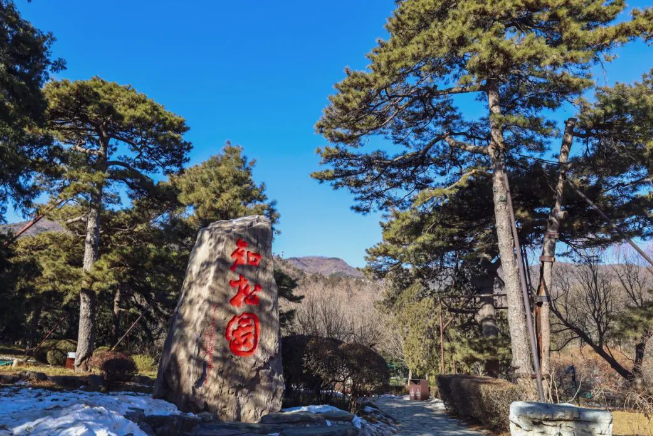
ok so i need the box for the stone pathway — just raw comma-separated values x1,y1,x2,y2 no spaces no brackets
375,396,487,436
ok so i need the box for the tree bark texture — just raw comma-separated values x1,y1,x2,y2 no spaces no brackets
112,286,123,345
75,188,102,372
154,216,283,422
537,118,576,377
487,82,532,377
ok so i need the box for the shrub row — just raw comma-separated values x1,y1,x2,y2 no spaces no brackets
436,374,524,432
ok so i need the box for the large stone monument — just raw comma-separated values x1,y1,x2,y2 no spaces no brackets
154,216,284,422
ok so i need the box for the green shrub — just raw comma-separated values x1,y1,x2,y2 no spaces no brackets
33,339,60,363
46,339,77,366
33,339,76,365
131,354,157,373
437,374,524,432
282,335,390,411
89,351,137,385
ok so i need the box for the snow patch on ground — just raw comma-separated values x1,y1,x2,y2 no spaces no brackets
283,404,343,414
0,387,187,436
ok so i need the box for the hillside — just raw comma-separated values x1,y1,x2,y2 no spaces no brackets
285,256,364,278
0,219,64,238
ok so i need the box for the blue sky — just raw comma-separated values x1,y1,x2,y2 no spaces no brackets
11,0,653,267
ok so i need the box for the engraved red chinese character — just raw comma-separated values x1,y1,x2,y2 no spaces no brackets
225,312,259,356
229,274,261,307
230,238,262,271
247,251,261,267
230,238,248,271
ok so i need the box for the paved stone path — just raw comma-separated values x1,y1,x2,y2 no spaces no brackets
375,396,487,436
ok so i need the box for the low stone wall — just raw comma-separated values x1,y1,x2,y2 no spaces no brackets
509,401,612,436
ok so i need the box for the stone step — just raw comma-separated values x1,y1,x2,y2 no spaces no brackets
279,424,359,436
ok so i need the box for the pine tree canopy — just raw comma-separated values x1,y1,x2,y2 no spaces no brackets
0,0,64,219
314,0,653,212
174,143,279,227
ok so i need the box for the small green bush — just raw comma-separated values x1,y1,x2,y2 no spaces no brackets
89,351,137,384
437,374,524,432
33,339,60,363
46,339,77,366
34,339,77,366
131,354,157,373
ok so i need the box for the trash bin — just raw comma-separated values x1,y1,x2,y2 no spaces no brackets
65,352,75,370
409,379,429,401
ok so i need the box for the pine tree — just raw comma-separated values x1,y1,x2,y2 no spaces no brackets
174,143,279,227
314,0,653,379
0,0,64,220
44,77,190,370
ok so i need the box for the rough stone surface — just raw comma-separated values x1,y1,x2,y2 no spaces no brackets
280,425,359,436
154,216,283,422
315,410,355,422
18,370,48,381
509,401,612,436
259,411,328,425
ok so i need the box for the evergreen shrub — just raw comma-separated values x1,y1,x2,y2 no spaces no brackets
436,374,524,432
89,351,137,384
45,339,77,366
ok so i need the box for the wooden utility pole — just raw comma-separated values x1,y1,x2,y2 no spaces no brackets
504,173,546,402
536,118,576,377
438,298,446,374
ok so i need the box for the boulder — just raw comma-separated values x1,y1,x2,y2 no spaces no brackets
155,216,283,422
0,374,19,384
509,401,612,436
18,370,48,382
260,411,327,425
280,425,360,436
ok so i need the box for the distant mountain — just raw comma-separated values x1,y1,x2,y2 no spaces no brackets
0,219,64,239
285,256,365,278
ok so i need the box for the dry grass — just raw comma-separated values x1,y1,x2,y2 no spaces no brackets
612,411,653,436
0,364,75,376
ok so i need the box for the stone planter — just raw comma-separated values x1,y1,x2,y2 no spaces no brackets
510,401,612,436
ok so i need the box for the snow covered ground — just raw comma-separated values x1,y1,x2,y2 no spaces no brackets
0,386,187,436
0,387,396,436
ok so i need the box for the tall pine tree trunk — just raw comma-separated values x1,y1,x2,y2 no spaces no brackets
633,330,652,385
75,188,102,372
537,118,576,377
487,81,532,378
472,259,500,376
111,286,122,345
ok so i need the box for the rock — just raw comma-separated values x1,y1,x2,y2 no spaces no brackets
259,411,327,425
133,375,155,386
11,359,27,368
280,425,360,436
315,411,355,422
86,374,105,391
509,401,612,436
191,422,285,435
143,414,202,436
124,408,156,436
48,375,87,388
154,216,283,422
0,374,19,384
18,370,48,381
